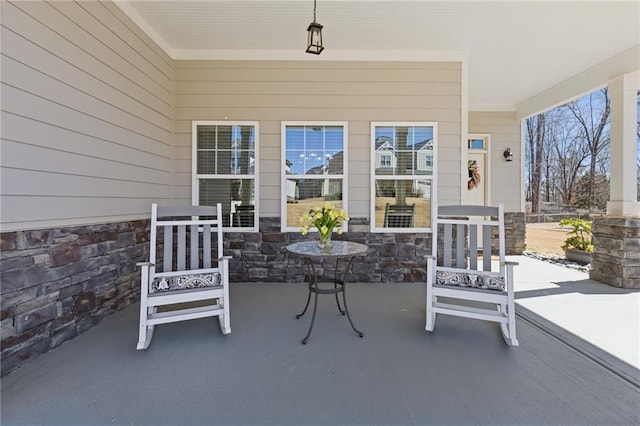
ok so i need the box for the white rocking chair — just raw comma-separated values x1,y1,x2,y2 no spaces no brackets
426,204,519,346
137,203,231,350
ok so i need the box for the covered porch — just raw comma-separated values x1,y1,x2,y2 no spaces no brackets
2,256,638,425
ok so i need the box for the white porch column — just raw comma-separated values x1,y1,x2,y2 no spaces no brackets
606,72,639,216
591,72,640,288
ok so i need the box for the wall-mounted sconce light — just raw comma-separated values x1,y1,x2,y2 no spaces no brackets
306,0,324,55
503,148,513,162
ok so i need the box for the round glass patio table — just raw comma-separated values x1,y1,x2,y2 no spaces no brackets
286,240,367,344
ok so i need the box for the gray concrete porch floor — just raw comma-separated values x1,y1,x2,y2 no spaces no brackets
512,255,640,385
2,258,640,425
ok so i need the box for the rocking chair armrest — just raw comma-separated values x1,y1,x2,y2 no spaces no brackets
136,261,155,268
218,255,233,261
503,260,519,267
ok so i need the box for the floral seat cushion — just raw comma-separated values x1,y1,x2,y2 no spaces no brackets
435,270,505,291
151,273,222,293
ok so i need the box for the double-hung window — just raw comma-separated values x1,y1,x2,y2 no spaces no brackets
282,122,347,231
371,122,437,232
192,121,258,230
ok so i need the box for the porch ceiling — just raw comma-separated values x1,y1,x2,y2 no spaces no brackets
120,1,639,114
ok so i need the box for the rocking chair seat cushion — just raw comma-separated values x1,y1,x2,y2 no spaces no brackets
151,273,222,293
436,270,505,291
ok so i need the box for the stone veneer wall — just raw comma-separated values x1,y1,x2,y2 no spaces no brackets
227,218,431,283
1,214,525,376
1,220,150,377
505,212,526,255
590,216,640,289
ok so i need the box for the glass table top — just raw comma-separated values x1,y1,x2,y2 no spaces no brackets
286,241,368,258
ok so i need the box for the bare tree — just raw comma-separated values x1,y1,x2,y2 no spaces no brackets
526,114,545,213
546,107,589,205
565,89,611,211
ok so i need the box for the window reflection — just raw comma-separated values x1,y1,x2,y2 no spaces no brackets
283,124,346,230
372,123,436,231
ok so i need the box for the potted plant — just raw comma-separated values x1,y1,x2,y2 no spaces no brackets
559,218,593,264
300,203,349,250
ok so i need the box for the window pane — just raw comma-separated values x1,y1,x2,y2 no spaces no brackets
374,179,431,229
197,126,217,150
374,126,434,177
215,150,232,174
199,178,256,227
285,178,343,227
193,121,257,230
285,125,344,175
469,138,485,149
197,151,216,174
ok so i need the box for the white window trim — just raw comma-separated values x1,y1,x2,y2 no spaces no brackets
281,121,348,232
370,121,438,233
192,120,259,231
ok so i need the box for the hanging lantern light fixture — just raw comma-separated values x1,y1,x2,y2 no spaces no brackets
306,0,324,55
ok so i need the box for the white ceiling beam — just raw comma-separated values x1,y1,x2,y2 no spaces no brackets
516,45,640,120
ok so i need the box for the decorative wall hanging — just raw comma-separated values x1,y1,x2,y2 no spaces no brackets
467,160,481,190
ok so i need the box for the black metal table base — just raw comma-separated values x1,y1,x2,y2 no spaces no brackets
296,256,364,344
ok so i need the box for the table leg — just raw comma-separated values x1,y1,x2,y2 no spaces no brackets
301,285,319,345
342,281,364,338
296,254,364,344
334,258,345,315
296,258,315,319
300,259,319,345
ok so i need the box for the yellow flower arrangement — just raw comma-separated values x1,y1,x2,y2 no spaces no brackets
300,203,349,248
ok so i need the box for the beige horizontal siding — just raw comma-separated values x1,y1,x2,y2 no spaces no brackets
469,111,522,212
1,0,174,231
175,81,461,97
175,60,462,219
174,61,462,70
9,1,172,104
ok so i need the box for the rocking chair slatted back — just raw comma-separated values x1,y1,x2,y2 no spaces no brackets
426,204,519,346
137,203,231,350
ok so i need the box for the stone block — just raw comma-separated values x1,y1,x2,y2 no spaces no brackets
77,231,118,246
50,322,77,348
1,317,16,339
0,233,17,251
0,288,38,311
0,256,35,272
24,230,52,248
590,270,622,287
40,277,73,295
262,232,286,243
1,337,50,377
379,243,397,258
14,303,57,333
624,239,640,258
76,316,95,334
74,291,95,314
116,232,136,248
249,268,269,278
0,264,47,294
59,283,83,300
50,242,81,267
397,244,416,259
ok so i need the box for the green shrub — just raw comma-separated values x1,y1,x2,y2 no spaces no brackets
559,218,593,252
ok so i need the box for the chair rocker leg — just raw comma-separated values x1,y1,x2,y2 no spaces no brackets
218,300,231,335
500,322,519,346
137,324,155,350
218,315,231,335
499,303,518,346
425,299,436,332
